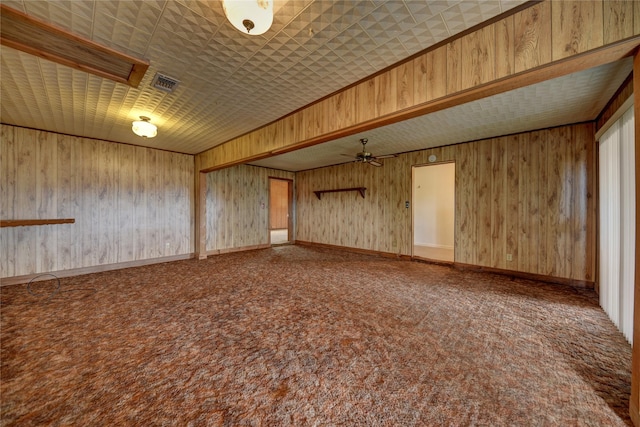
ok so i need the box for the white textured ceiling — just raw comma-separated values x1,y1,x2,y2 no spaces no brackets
249,58,634,171
0,0,528,155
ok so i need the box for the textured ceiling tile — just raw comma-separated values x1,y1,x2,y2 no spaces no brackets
399,13,451,47
441,1,502,34
404,0,460,17
326,23,377,59
1,0,596,157
93,12,152,57
23,1,93,38
324,0,377,32
365,38,412,69
359,2,417,41
177,0,225,26
95,1,163,35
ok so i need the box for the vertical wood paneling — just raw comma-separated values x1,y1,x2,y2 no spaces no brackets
0,125,194,278
414,46,447,105
99,141,116,264
81,138,97,266
1,126,15,276
476,141,493,266
544,128,563,276
495,17,515,79
604,0,634,44
56,135,73,270
205,165,294,252
396,61,414,110
536,129,550,276
457,142,477,264
117,144,133,261
36,131,57,272
505,135,520,269
572,124,591,281
518,132,541,273
375,70,397,117
446,39,463,95
514,1,552,73
295,123,594,282
552,0,604,60
461,25,496,89
490,138,507,268
133,146,146,260
355,79,376,124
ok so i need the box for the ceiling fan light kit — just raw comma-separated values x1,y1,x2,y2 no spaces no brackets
223,0,273,35
352,138,396,167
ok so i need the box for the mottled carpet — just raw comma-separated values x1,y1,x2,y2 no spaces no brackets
0,246,632,426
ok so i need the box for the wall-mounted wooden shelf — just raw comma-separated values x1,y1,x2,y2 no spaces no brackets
1,218,75,228
314,187,366,200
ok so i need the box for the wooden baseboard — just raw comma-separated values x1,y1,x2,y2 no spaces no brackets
412,255,454,267
0,253,195,287
294,241,594,289
295,240,412,261
206,244,270,256
453,262,595,289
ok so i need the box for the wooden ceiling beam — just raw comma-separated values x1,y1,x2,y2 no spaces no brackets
0,4,149,88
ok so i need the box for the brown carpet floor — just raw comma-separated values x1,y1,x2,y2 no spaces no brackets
1,246,632,426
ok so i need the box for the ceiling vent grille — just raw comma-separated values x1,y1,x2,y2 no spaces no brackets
151,72,180,93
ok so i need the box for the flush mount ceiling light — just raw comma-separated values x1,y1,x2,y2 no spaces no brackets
223,0,273,35
132,116,157,138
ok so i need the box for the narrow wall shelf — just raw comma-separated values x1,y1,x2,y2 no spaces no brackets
1,219,75,228
314,187,366,200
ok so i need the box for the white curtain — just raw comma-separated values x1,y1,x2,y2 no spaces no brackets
598,106,635,344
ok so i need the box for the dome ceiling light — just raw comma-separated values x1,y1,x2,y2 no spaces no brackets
132,116,157,138
223,0,273,35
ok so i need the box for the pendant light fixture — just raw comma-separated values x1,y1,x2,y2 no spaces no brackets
132,116,157,138
223,0,273,35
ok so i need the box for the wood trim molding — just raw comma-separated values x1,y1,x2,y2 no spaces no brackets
453,263,595,289
0,218,74,227
206,244,270,256
0,253,194,287
295,240,412,261
596,71,634,140
0,4,149,87
294,241,594,289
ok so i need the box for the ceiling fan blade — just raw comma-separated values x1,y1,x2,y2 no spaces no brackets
375,154,397,159
369,159,383,167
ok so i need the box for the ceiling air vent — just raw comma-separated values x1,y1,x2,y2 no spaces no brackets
151,72,180,93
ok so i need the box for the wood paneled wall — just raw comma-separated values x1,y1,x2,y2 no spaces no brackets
597,72,634,132
205,165,293,252
196,0,640,171
296,123,595,282
0,124,194,278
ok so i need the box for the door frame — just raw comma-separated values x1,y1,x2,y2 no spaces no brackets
411,160,456,262
268,177,294,245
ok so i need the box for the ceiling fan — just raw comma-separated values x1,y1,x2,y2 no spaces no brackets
348,138,396,167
